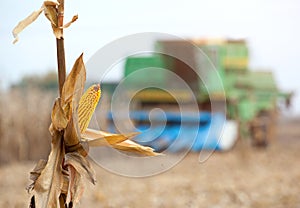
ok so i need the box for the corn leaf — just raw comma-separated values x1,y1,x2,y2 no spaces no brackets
33,133,65,208
43,3,58,27
12,7,44,43
61,53,86,108
66,165,84,207
112,140,161,156
52,24,63,39
61,173,69,195
51,98,68,131
62,54,86,147
26,159,47,193
84,128,121,137
64,118,82,149
43,0,63,39
81,128,139,146
62,15,78,28
65,152,96,184
43,0,59,6
65,152,96,206
82,128,160,156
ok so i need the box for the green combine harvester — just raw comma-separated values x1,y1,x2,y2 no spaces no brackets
107,39,291,151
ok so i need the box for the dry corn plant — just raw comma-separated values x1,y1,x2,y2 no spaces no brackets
13,1,159,207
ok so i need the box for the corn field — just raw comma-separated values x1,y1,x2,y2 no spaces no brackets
0,89,55,164
0,87,112,165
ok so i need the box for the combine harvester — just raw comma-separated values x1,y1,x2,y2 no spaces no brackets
106,39,291,152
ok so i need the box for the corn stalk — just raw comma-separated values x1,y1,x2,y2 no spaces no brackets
56,1,67,206
56,0,66,97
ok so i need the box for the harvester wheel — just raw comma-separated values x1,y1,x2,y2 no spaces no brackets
250,117,269,148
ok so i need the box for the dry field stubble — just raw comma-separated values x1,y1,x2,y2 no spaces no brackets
0,89,54,164
0,90,299,207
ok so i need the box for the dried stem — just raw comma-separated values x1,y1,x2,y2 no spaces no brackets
57,39,66,97
56,0,66,97
56,1,68,207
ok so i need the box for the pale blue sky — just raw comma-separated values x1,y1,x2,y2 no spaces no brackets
0,0,299,113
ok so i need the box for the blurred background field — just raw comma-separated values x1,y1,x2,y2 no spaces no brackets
0,81,299,207
0,89,53,164
0,93,299,207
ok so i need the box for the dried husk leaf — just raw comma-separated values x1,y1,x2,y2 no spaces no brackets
84,128,139,138
113,140,161,156
43,3,58,27
65,152,96,184
12,7,44,44
26,159,47,193
64,119,81,153
62,54,86,148
66,165,84,207
62,15,78,28
84,128,115,137
43,0,59,6
61,172,69,195
51,98,68,131
29,159,47,181
43,1,63,39
61,53,86,108
82,128,159,156
52,24,63,39
81,128,139,147
83,129,159,156
33,132,65,208
65,152,96,206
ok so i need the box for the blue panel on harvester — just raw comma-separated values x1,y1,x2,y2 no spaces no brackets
107,111,234,153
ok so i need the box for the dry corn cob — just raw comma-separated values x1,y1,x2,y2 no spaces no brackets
78,84,101,133
77,84,160,156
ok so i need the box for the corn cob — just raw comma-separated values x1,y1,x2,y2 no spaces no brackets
78,84,101,133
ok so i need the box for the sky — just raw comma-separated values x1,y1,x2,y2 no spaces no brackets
0,0,299,114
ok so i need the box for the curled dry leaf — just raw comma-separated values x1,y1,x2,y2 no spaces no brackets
61,53,86,107
44,2,78,39
51,25,63,39
43,3,58,27
62,53,86,147
62,15,79,29
43,0,59,7
113,140,162,156
65,152,96,185
65,152,96,206
33,133,65,208
12,7,44,44
82,128,139,147
66,165,84,207
26,159,47,193
51,98,68,131
61,172,69,195
12,0,77,42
